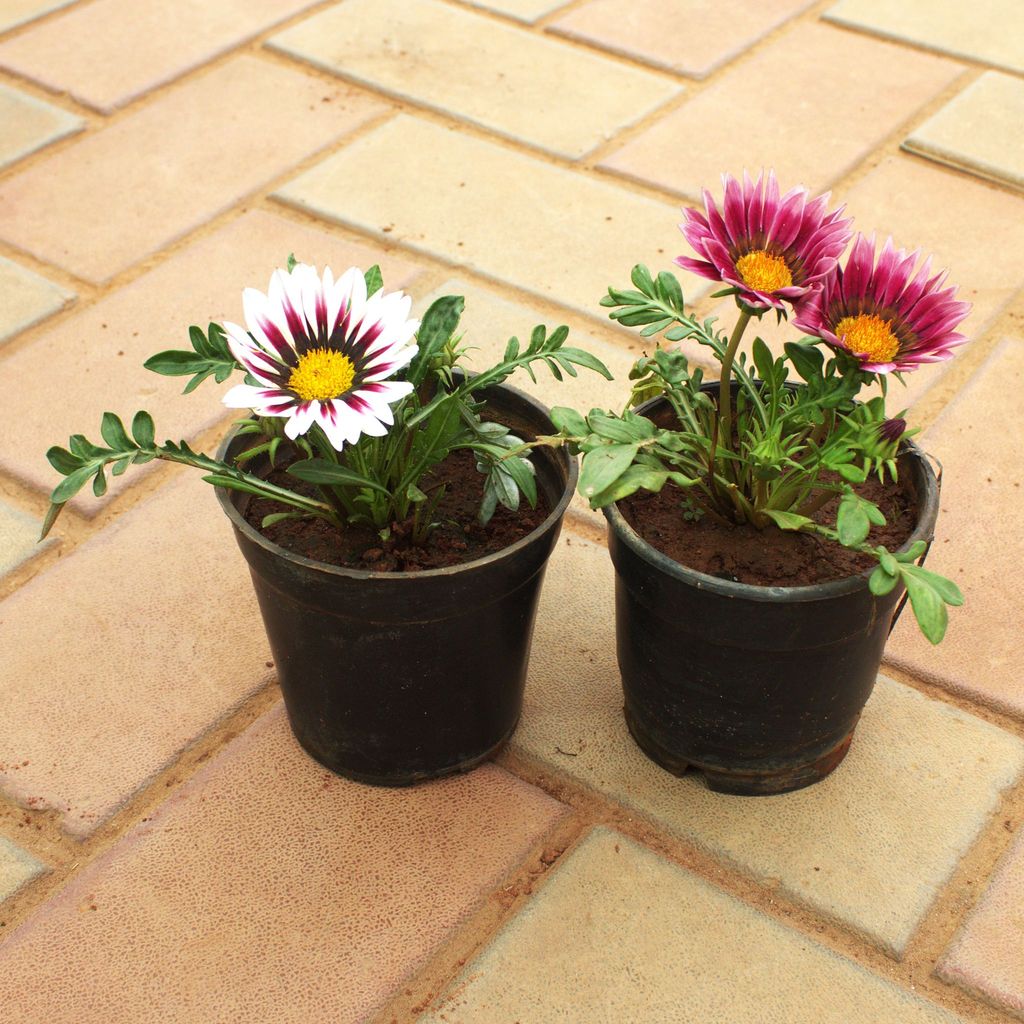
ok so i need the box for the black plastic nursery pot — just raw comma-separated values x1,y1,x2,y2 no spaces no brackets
216,382,576,787
605,395,940,797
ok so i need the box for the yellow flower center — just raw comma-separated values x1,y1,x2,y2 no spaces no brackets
288,348,356,401
735,250,793,293
835,314,900,364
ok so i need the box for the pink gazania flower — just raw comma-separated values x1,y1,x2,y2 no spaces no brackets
793,234,970,374
676,171,852,312
222,264,419,450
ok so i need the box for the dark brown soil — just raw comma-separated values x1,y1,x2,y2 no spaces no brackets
620,472,917,587
241,447,550,572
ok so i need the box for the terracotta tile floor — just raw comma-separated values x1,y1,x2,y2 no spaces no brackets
1,1,1022,1021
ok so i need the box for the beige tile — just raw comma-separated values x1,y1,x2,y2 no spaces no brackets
424,828,963,1023
826,0,1024,74
0,56,387,284
904,72,1024,193
0,707,566,1022
0,81,82,171
275,114,708,322
0,501,51,576
839,156,1024,398
0,837,45,903
457,0,571,23
0,255,73,345
512,532,1024,954
938,828,1024,1018
550,0,815,78
887,340,1024,718
599,21,962,199
0,0,324,113
268,0,680,159
0,210,420,511
0,471,276,838
0,0,73,33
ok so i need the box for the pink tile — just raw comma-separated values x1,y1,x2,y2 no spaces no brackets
0,0,324,113
599,21,962,199
938,828,1024,1017
0,707,566,1022
0,209,420,512
0,56,388,283
0,471,272,837
549,0,815,78
887,340,1024,717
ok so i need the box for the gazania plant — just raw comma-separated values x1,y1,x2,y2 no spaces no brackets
43,260,610,547
542,172,967,643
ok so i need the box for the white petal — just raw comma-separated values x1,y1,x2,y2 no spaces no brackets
223,383,263,409
283,402,318,440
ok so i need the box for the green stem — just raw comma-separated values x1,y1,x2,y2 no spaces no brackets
716,307,752,461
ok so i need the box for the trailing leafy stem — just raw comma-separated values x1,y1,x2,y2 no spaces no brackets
44,264,612,548
539,263,962,643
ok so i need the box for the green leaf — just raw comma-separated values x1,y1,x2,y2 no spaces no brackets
46,445,81,475
587,410,654,444
51,465,98,504
92,467,108,497
497,456,537,508
761,509,813,531
901,564,964,606
410,295,464,386
287,459,391,495
143,350,210,376
784,341,825,382
503,336,520,362
39,501,64,541
901,569,949,644
579,443,639,503
630,264,655,294
589,464,669,506
556,347,613,380
286,252,298,272
262,511,306,528
655,271,684,310
751,337,775,384
549,406,588,436
364,264,383,295
132,411,155,448
836,492,871,547
896,540,928,563
100,412,133,451
869,564,899,596
406,483,428,504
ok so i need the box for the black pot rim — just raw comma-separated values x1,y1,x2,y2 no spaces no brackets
604,405,939,604
214,378,578,582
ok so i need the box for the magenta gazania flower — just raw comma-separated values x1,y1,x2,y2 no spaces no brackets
222,264,419,450
676,171,852,312
793,234,970,373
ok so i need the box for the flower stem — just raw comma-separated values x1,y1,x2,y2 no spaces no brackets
716,307,752,458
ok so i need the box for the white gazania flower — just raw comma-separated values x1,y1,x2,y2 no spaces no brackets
221,264,419,450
